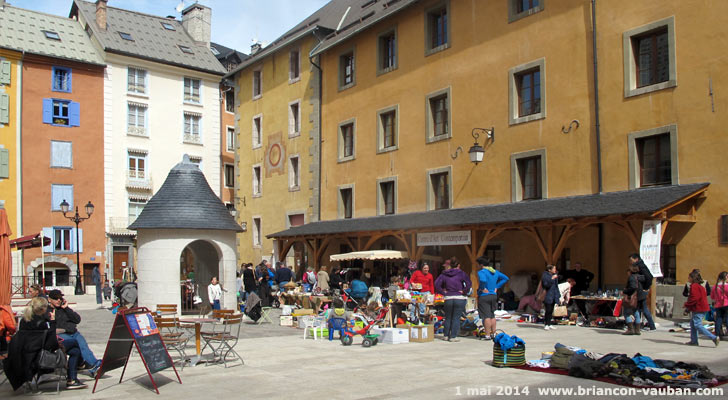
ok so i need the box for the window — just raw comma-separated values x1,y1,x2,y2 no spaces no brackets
508,0,545,23
288,213,305,228
226,127,235,151
511,149,547,201
161,22,176,31
377,106,398,152
509,58,546,125
425,2,450,55
378,29,397,74
289,156,300,190
289,49,300,81
628,124,678,189
127,102,147,136
119,32,134,41
339,186,353,219
428,170,451,210
252,165,262,196
338,120,355,162
52,67,71,92
189,156,202,169
225,90,234,112
183,112,201,143
128,152,147,180
377,178,396,215
289,101,300,137
623,17,676,97
252,115,262,148
658,244,676,285
183,77,201,103
54,227,72,252
51,184,73,211
252,217,262,247
252,69,262,98
339,50,355,90
224,164,235,188
1,60,10,85
127,67,147,94
42,99,79,127
128,199,146,224
50,141,72,168
179,45,194,54
426,88,451,143
43,30,60,41
721,215,728,245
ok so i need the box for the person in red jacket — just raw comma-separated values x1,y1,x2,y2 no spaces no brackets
684,270,719,347
409,263,435,322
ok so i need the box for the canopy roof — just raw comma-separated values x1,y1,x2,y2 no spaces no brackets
329,250,408,262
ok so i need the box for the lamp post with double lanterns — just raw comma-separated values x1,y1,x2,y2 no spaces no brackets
60,199,94,295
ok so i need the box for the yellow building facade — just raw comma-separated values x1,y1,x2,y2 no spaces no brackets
271,0,728,290
0,49,20,245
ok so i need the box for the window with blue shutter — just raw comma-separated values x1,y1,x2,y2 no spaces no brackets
0,61,10,85
51,184,73,211
0,148,9,178
52,67,71,92
42,99,79,127
52,227,72,253
50,141,72,168
0,93,9,124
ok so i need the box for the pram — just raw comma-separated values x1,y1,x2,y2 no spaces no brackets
340,291,365,312
113,281,138,308
340,305,389,347
244,291,262,322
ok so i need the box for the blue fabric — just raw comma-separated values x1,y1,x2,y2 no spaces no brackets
59,331,98,366
690,312,716,343
632,355,657,369
212,299,221,310
477,268,509,296
443,298,467,339
328,318,347,341
494,332,526,351
349,279,368,299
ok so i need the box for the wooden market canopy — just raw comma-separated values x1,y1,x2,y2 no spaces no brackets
270,183,709,267
330,250,408,262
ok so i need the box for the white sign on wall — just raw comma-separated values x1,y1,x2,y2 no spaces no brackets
640,220,663,278
417,230,471,246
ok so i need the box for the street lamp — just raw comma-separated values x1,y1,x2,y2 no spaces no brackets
60,199,94,295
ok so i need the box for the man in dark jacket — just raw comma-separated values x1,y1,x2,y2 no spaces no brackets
48,290,102,377
92,266,102,305
629,254,657,331
275,263,294,287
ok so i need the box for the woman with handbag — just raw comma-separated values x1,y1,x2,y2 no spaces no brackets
622,265,642,335
541,265,560,330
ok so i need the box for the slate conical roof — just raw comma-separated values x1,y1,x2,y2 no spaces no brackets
128,155,243,231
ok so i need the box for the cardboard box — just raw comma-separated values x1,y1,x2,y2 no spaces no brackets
280,315,293,326
397,324,434,343
291,308,314,317
372,327,409,344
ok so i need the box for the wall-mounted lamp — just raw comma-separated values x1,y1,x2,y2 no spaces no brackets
241,221,247,231
451,127,495,164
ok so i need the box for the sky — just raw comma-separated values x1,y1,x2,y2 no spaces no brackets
12,0,330,53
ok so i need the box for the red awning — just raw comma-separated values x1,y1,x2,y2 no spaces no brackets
10,233,51,249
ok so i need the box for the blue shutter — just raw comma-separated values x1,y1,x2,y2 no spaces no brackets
0,61,10,85
71,228,83,253
0,93,8,124
69,101,80,126
0,148,9,178
67,69,72,92
77,228,83,252
42,98,53,124
42,227,53,253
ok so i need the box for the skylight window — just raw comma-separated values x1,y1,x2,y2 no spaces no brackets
179,45,194,54
43,30,60,41
211,47,220,55
161,22,176,31
119,32,134,41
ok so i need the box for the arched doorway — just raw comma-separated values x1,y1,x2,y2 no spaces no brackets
35,262,71,288
180,240,221,313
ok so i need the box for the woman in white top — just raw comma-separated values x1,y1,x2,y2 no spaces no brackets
208,276,226,310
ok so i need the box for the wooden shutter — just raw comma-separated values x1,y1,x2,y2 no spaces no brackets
0,93,9,124
0,61,10,85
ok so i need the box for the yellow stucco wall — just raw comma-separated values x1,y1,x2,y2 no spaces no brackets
0,49,20,240
233,36,318,266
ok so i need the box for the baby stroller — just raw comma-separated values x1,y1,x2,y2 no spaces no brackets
113,281,138,308
340,291,365,312
340,305,389,347
244,292,262,322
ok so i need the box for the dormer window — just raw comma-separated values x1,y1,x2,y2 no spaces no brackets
161,22,176,31
179,45,194,54
119,32,134,41
43,30,60,41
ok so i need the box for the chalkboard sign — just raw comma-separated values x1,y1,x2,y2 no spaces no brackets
136,334,173,373
93,307,181,394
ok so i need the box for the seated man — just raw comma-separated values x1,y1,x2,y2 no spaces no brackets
47,290,102,378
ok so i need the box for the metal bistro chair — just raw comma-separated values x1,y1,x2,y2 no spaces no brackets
153,316,189,370
200,314,244,368
257,307,274,325
156,304,178,317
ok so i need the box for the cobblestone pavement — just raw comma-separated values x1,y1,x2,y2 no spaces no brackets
2,294,727,399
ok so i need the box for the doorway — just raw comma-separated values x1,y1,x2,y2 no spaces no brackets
179,240,220,314
83,263,99,286
113,246,129,282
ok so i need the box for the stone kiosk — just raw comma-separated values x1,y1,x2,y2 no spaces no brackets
129,155,242,312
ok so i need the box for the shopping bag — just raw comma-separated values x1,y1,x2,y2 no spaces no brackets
612,299,622,317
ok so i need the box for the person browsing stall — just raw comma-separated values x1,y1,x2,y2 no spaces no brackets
541,265,560,330
345,273,369,300
629,253,657,331
434,259,472,342
476,257,509,340
565,262,593,296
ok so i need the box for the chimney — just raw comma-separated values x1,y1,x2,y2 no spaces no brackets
181,3,211,48
95,0,108,30
250,41,262,55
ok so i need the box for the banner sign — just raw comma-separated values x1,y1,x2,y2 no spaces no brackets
639,220,663,278
417,230,471,246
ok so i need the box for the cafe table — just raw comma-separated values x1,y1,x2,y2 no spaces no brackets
178,317,217,365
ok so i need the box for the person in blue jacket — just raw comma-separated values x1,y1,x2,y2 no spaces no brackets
541,265,561,330
345,272,369,300
476,256,509,340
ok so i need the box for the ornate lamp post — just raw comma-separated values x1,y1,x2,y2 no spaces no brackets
60,199,94,295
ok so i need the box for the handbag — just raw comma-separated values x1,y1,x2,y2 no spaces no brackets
622,291,637,309
38,330,66,370
553,305,568,317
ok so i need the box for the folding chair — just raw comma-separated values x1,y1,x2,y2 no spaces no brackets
153,316,189,370
256,307,274,325
200,314,244,368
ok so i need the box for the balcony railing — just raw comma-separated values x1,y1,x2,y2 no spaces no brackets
127,126,147,136
108,217,137,235
126,171,152,190
183,133,202,144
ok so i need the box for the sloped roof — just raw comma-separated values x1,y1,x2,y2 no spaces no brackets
129,155,243,231
211,42,248,62
0,4,104,66
269,183,709,238
72,0,226,75
224,0,351,78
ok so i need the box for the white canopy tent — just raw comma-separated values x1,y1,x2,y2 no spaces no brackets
329,250,408,261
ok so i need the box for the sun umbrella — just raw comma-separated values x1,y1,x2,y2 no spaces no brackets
0,208,11,306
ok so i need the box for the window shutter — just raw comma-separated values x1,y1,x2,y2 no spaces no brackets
71,228,83,253
67,69,72,92
0,61,10,85
721,215,728,245
42,227,53,253
0,148,9,178
69,101,80,126
64,185,74,209
42,98,53,124
51,141,72,168
0,93,9,124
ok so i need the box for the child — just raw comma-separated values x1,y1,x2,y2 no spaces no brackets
102,282,112,301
